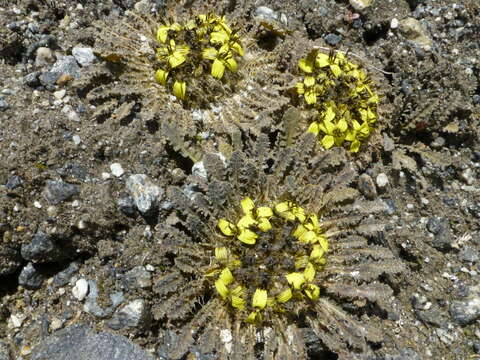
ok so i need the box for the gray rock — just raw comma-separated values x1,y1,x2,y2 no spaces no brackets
427,217,454,251
358,173,377,199
324,33,342,45
124,266,152,289
254,6,278,22
383,348,422,360
43,180,79,204
450,297,480,325
192,161,207,179
5,175,22,190
399,18,432,50
18,263,44,289
117,195,137,216
72,46,96,66
83,280,106,318
24,72,41,87
30,324,154,360
54,262,79,286
0,97,8,112
108,299,150,330
458,246,479,263
40,56,80,86
126,175,163,214
21,230,61,262
383,134,395,152
0,340,10,360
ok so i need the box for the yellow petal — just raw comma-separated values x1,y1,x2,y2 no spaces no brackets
241,197,255,214
337,118,348,133
298,58,314,73
305,91,317,105
218,219,236,236
215,247,228,261
330,64,342,77
225,57,237,72
172,80,186,100
323,106,336,123
275,202,290,213
296,82,305,95
299,230,317,244
292,207,306,222
295,256,309,270
220,268,234,285
231,41,244,56
231,295,245,309
169,52,186,68
202,47,218,60
210,31,229,44
246,311,258,323
315,53,330,67
293,224,307,239
252,289,268,309
304,284,320,300
319,237,329,252
310,245,325,261
257,218,272,232
303,262,316,282
308,214,319,229
237,215,257,229
307,122,320,135
321,135,335,149
304,76,316,87
350,140,361,153
215,279,229,299
257,207,273,218
237,229,258,245
156,29,168,43
286,272,305,290
230,285,245,297
277,288,292,303
154,69,168,86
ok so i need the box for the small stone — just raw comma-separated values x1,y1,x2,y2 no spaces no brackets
20,345,32,356
399,18,432,50
21,230,61,263
124,266,152,289
426,217,454,251
460,168,475,185
254,6,278,22
349,0,373,11
0,341,9,360
72,135,81,145
50,318,63,331
0,98,8,112
40,56,80,86
192,161,207,179
53,262,79,286
110,163,125,177
35,47,55,67
376,173,389,188
449,297,480,325
18,263,44,289
134,0,151,13
5,175,22,190
458,246,479,263
72,278,89,301
126,175,163,214
117,195,136,216
53,89,66,100
108,299,151,330
72,46,96,66
324,33,342,45
9,314,26,328
390,18,399,29
431,136,445,149
383,134,395,152
358,174,377,199
24,72,41,87
43,180,79,204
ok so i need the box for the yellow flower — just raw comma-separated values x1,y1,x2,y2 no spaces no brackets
156,21,182,43
304,284,320,300
237,228,258,245
317,106,349,150
276,288,292,303
303,263,316,282
219,268,234,285
215,278,229,299
286,272,305,290
296,76,317,105
241,197,255,214
154,69,169,86
215,247,228,261
202,44,238,79
157,39,190,69
218,219,236,236
252,289,268,309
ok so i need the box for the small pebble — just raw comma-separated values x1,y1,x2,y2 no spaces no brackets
35,47,55,66
376,173,389,188
391,18,399,29
72,278,89,301
110,163,125,177
72,135,81,145
349,0,373,11
53,89,66,100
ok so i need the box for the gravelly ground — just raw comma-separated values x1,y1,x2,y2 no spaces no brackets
0,0,479,359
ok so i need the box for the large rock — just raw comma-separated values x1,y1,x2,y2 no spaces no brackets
30,324,154,360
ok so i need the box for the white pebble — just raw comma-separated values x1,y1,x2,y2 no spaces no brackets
101,172,111,180
9,314,25,328
110,163,124,177
72,278,89,301
145,264,155,272
72,135,81,145
376,173,389,187
390,18,399,29
33,201,42,208
53,89,66,100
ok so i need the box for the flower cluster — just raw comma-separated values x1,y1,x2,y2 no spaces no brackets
211,197,328,324
296,50,379,152
154,13,244,100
